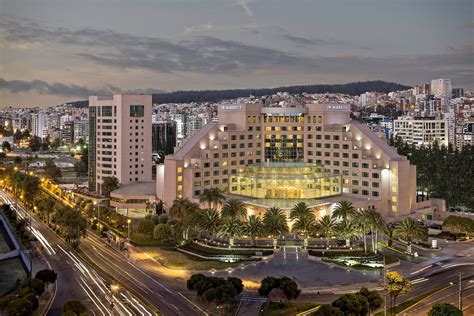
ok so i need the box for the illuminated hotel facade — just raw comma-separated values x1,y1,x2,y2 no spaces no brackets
157,103,425,219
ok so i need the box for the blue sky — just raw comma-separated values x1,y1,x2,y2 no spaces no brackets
0,0,472,106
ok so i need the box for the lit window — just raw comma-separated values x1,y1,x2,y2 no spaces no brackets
391,177,397,183
391,186,397,192
177,176,182,182
177,185,182,191
177,167,182,173
177,194,182,199
392,205,397,212
391,196,397,202
391,168,397,174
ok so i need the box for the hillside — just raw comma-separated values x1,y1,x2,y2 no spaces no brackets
68,80,410,107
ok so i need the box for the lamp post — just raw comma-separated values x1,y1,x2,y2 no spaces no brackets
110,283,119,313
93,201,100,229
127,219,132,239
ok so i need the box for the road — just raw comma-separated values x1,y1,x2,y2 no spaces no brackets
80,232,205,315
1,190,155,316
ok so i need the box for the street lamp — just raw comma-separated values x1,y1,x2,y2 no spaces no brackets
110,283,119,312
93,201,100,228
127,219,132,239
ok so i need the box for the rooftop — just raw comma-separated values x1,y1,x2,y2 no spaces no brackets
110,182,156,199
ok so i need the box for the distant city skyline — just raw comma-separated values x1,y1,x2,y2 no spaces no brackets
0,0,473,107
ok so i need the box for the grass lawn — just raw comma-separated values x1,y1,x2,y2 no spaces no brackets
142,247,244,270
259,302,319,316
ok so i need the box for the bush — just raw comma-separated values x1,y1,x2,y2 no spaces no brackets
62,300,88,315
332,293,369,315
181,242,273,258
22,279,45,296
153,224,174,245
136,219,154,237
21,293,38,310
0,295,15,310
35,269,57,284
6,298,33,316
428,303,462,316
314,304,343,316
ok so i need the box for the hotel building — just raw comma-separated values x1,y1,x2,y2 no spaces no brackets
88,95,153,194
157,103,430,220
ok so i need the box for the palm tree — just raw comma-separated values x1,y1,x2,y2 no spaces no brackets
221,199,247,220
366,209,386,253
198,208,222,241
336,220,359,247
169,197,198,220
263,207,289,248
244,215,264,246
353,208,371,253
394,217,428,254
218,217,243,248
316,215,337,247
290,202,311,220
199,187,225,209
333,200,355,222
292,213,315,249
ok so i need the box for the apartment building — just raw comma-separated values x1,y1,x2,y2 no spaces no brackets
88,95,152,194
393,117,449,147
157,103,420,219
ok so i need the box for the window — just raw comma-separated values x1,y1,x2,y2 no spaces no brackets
177,176,182,182
372,173,379,179
372,182,379,188
177,167,182,173
102,106,113,116
392,196,397,202
177,185,182,191
130,105,145,117
372,191,379,197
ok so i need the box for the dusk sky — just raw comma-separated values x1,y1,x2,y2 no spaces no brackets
0,0,473,107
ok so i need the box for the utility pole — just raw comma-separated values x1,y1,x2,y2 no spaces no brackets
459,271,462,310
384,255,387,316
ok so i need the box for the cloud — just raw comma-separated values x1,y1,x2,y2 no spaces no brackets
238,0,254,17
0,78,162,98
1,19,473,88
184,22,215,34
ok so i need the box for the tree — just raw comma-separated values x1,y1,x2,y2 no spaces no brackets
258,277,300,301
366,209,385,253
153,223,174,245
22,278,45,295
336,220,359,247
199,187,225,209
243,215,264,246
333,200,355,222
5,298,33,316
52,207,87,247
352,208,371,253
101,176,119,197
187,274,243,306
169,197,198,220
314,304,343,316
44,159,62,181
443,215,474,237
218,217,243,248
35,269,57,285
2,141,12,152
315,214,337,247
394,217,428,254
385,271,411,310
263,207,289,248
198,208,222,241
268,288,287,305
359,287,383,313
221,199,247,220
428,303,462,316
290,202,311,221
62,300,88,315
292,213,315,248
136,218,155,237
332,293,369,316
29,136,42,152
14,156,22,165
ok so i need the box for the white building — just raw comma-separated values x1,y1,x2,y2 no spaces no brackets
88,94,153,194
430,79,452,99
73,119,89,143
394,117,449,147
31,112,45,138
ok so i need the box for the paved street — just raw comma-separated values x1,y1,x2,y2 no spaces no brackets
1,190,155,316
80,232,205,315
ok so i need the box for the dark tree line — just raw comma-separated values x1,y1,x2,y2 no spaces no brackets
391,136,474,209
69,81,409,107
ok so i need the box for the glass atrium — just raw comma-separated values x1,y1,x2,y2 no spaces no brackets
229,163,342,202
